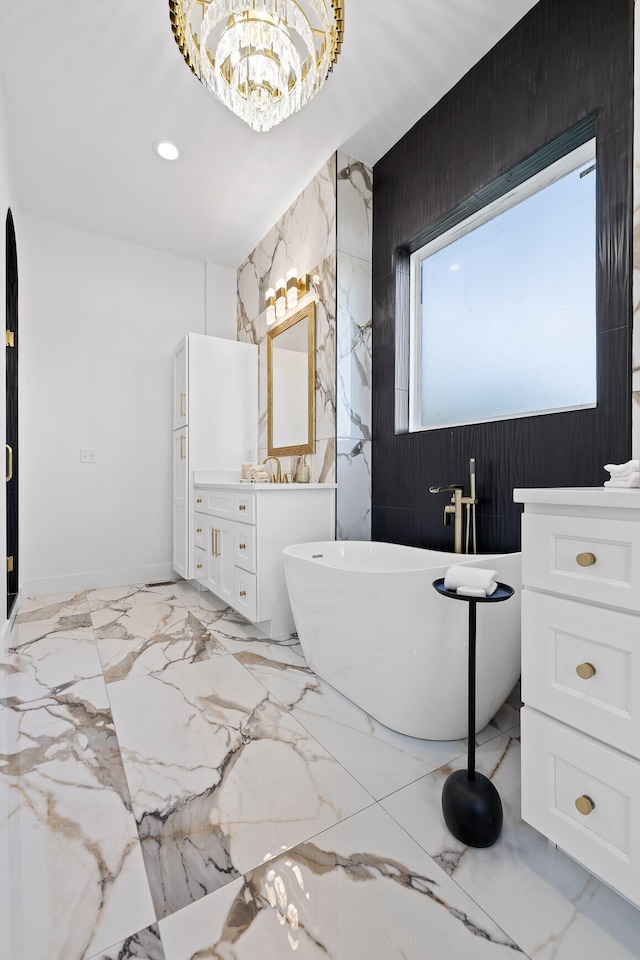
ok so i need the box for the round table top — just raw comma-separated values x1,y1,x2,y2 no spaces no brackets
432,578,515,603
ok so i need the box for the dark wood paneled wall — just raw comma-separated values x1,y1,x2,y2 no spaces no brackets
372,0,633,554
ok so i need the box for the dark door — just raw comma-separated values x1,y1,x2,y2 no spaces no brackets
6,209,18,616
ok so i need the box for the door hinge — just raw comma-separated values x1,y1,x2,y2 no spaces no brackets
6,556,13,573
5,330,14,347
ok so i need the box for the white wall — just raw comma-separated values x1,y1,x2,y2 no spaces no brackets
19,215,235,595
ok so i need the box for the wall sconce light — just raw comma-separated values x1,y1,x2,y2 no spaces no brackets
275,279,287,318
265,288,276,325
265,270,311,323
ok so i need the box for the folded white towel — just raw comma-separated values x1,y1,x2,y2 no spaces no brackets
605,460,640,476
604,472,640,488
252,470,270,481
444,565,498,595
457,586,488,597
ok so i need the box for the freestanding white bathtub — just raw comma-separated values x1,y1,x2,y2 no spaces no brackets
283,541,521,740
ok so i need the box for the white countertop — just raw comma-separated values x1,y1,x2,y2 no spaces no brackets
193,472,336,490
514,486,640,508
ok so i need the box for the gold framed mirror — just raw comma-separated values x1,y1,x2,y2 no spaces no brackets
267,302,316,457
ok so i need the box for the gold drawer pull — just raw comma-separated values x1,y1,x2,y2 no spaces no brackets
179,392,185,417
196,563,203,570
575,795,595,816
239,590,247,597
196,497,202,504
239,504,246,511
239,543,246,550
576,662,596,680
576,552,596,567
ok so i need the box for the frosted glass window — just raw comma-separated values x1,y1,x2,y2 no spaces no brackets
409,140,597,431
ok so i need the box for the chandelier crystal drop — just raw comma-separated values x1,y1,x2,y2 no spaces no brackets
169,0,344,132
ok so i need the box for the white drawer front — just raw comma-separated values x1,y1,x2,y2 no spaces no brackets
234,492,256,524
234,522,256,573
194,513,207,551
234,567,257,622
521,707,640,906
193,546,206,584
521,591,640,758
522,513,640,611
193,488,234,519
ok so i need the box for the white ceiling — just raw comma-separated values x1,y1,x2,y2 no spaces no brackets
0,0,539,268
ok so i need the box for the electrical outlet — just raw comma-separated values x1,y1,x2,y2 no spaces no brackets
245,447,255,463
80,449,97,464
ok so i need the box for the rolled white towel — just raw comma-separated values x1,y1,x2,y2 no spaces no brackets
604,472,640,488
605,460,640,477
444,565,498,596
252,470,270,481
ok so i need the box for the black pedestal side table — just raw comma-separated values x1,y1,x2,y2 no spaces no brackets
432,577,515,848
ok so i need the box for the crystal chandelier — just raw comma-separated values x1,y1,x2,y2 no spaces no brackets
169,0,344,133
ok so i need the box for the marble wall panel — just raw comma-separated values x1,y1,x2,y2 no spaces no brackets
337,251,372,441
336,152,373,539
337,154,374,262
336,438,372,540
290,154,337,269
236,151,373,519
237,157,337,485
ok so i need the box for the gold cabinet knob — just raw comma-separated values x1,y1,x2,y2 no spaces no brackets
196,497,202,504
239,543,246,550
576,552,596,567
576,662,596,680
196,563,203,570
239,504,246,511
196,527,202,534
575,795,595,816
239,590,247,597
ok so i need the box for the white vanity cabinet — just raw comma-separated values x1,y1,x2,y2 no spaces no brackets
192,478,335,638
514,487,640,908
172,334,258,580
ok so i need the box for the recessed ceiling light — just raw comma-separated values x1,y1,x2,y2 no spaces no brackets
153,140,179,161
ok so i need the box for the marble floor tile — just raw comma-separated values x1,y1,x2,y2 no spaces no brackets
10,612,94,650
228,635,469,800
86,923,165,960
86,583,178,613
92,599,227,684
107,656,372,920
0,675,155,960
16,589,90,623
158,803,527,959
1,628,104,733
381,730,640,960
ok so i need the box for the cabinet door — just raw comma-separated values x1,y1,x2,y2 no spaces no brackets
172,429,189,578
173,336,188,431
204,517,234,604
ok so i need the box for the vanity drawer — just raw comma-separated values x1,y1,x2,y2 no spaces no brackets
521,707,640,907
234,522,256,573
234,567,257,622
521,590,640,759
193,488,234,519
194,513,207,551
193,546,206,584
234,492,256,524
521,513,640,612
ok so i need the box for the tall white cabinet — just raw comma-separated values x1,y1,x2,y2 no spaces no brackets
173,334,257,580
514,487,640,908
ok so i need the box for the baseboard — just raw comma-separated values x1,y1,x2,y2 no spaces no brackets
21,563,177,598
0,588,20,649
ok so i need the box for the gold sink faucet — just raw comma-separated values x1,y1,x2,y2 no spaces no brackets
263,456,281,483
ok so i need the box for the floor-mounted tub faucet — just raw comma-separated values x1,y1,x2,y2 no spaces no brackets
429,458,477,554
